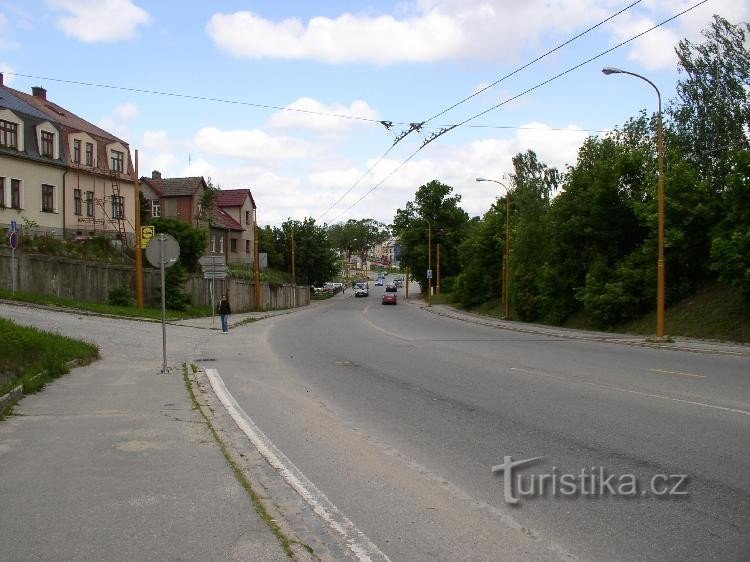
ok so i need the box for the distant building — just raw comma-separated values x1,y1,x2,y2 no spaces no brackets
140,171,256,265
0,73,136,244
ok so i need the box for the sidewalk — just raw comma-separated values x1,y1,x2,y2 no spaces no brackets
0,302,296,561
404,296,750,357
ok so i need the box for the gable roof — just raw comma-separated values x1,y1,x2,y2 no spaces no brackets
216,188,256,209
212,206,243,231
141,176,206,198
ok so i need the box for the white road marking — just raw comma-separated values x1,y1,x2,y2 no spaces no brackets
205,368,390,562
509,367,750,417
649,368,706,378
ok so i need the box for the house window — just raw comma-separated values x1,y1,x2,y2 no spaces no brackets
0,177,5,207
231,238,237,252
41,131,54,158
111,195,125,219
85,142,93,166
74,188,82,215
245,210,251,225
85,191,94,216
11,179,21,209
111,150,124,173
0,120,18,149
246,240,251,253
73,140,81,163
151,199,160,218
42,184,55,213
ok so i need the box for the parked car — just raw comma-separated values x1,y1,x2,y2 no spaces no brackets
382,291,397,305
375,278,384,286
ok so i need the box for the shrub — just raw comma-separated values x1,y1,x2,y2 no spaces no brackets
108,284,134,307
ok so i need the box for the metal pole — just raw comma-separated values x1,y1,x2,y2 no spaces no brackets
405,266,409,299
291,232,296,307
504,192,511,320
254,221,261,311
211,250,216,327
602,67,666,339
159,234,167,373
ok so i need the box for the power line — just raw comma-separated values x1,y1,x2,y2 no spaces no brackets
329,0,709,222
321,0,642,222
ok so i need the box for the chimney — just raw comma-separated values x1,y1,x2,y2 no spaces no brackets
0,73,3,87
32,86,47,100
152,170,162,180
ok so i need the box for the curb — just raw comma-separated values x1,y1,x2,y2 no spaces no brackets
417,303,750,357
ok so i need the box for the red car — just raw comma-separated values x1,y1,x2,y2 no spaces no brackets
382,292,397,305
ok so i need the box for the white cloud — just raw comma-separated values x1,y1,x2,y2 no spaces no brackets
48,0,151,43
193,127,320,161
0,62,15,84
206,9,463,65
0,13,20,50
141,130,172,151
114,102,138,120
267,97,378,133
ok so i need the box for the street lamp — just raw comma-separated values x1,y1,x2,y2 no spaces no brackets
602,66,666,340
476,177,511,320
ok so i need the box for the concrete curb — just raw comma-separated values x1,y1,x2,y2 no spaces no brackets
411,301,750,357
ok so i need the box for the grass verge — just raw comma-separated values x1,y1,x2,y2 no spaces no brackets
0,289,212,321
0,317,100,414
182,363,310,558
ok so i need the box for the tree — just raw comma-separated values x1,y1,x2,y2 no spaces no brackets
328,219,389,264
393,180,469,291
150,217,207,273
671,16,750,194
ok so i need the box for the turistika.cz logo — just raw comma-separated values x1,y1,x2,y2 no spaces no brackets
491,456,689,505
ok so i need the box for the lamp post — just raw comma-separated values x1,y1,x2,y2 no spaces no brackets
476,177,511,319
602,67,666,340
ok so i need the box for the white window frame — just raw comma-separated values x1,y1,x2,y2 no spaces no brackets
41,183,57,213
151,199,160,218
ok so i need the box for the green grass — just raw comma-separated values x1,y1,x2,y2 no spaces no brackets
0,289,212,321
616,282,750,342
0,317,100,402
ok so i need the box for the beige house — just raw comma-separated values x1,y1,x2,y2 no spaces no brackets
140,172,256,265
0,74,136,244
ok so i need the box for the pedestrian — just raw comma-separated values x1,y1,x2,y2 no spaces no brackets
218,294,231,333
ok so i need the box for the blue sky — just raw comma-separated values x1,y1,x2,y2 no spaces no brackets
1,0,747,226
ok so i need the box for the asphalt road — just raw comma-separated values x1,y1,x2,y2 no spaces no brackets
208,285,750,561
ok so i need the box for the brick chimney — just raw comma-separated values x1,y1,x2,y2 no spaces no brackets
32,86,47,100
152,170,162,180
0,73,4,87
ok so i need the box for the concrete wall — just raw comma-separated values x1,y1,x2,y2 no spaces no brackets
0,248,309,312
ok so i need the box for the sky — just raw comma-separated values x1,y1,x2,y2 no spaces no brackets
1,0,748,227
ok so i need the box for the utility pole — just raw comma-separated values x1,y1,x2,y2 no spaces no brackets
436,242,440,295
254,210,261,311
427,222,432,307
134,150,144,308
291,230,296,307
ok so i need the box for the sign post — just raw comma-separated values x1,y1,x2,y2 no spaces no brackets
146,233,180,374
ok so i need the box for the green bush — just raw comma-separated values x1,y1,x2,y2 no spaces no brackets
108,284,134,307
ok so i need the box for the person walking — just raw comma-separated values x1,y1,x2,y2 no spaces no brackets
218,294,231,333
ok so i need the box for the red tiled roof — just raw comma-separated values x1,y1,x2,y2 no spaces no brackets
141,176,205,197
211,206,243,231
216,188,256,208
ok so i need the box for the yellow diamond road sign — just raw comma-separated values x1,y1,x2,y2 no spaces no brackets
140,226,155,249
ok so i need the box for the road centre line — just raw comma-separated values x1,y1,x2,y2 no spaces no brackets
508,367,749,417
649,368,706,378
205,368,390,562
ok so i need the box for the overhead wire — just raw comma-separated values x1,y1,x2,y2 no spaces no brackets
319,0,643,222
328,0,709,222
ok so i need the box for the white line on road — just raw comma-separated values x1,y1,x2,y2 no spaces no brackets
509,367,750,417
649,368,706,378
205,368,390,562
